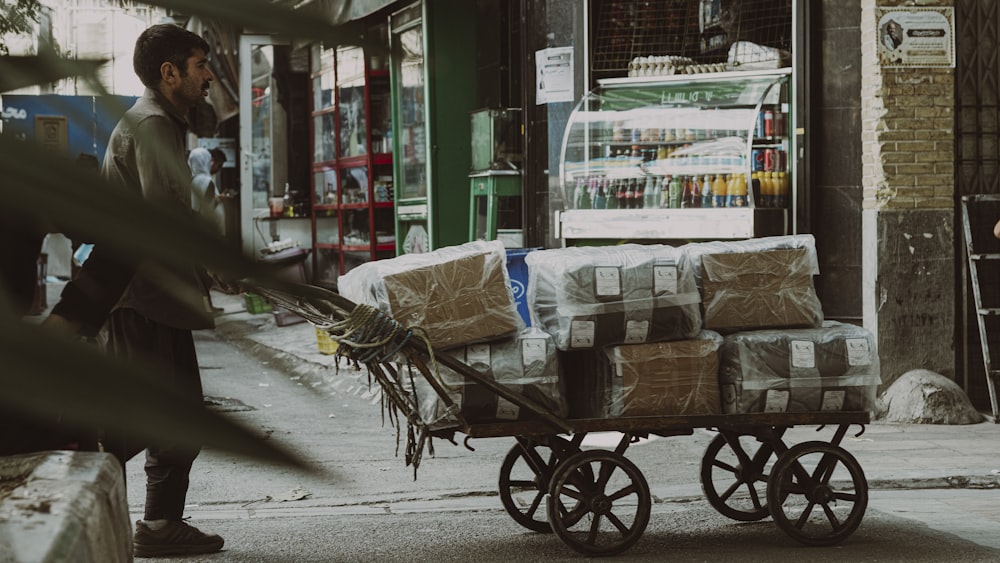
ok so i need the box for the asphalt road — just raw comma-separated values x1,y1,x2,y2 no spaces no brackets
124,328,1000,562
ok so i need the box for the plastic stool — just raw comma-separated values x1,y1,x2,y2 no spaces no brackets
469,170,522,241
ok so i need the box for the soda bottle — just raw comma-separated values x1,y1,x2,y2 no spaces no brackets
752,171,766,207
635,177,646,208
593,177,608,209
728,174,748,207
660,176,671,208
777,171,789,208
573,177,585,209
643,176,657,209
626,178,638,208
713,174,727,208
578,179,592,209
617,178,630,208
668,175,682,208
606,178,619,209
701,175,713,208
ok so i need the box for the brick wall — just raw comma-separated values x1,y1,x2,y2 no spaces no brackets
860,0,958,387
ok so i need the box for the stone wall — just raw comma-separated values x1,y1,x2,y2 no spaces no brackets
860,0,957,387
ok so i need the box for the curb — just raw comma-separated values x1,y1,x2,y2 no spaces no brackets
0,451,131,562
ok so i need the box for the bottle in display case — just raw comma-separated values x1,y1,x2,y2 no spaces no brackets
558,69,793,242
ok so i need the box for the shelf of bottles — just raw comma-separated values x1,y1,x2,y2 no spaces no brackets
558,69,791,241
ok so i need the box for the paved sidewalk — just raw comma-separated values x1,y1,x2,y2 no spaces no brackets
211,289,1000,492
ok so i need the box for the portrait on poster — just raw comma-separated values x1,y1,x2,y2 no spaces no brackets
876,7,954,68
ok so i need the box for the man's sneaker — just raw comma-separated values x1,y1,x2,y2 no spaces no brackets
133,519,224,557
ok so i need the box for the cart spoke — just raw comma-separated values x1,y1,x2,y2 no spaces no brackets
563,502,589,525
833,490,858,502
822,502,841,528
519,443,549,476
607,483,637,502
587,513,603,545
712,459,738,474
606,511,629,535
596,461,615,492
509,479,536,488
812,453,838,485
794,501,816,530
559,486,585,502
745,482,763,509
526,491,544,519
719,479,743,502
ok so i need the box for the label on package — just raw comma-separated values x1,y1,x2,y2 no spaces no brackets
845,338,872,366
653,265,678,294
496,396,520,420
593,267,622,297
764,389,790,412
521,338,546,366
789,340,816,369
820,390,846,411
624,320,649,343
466,343,492,367
569,320,596,348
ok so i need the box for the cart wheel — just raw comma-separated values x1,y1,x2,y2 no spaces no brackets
547,450,651,556
498,439,587,533
700,433,776,521
766,441,868,546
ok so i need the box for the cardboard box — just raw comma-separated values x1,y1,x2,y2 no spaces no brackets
526,244,702,350
338,241,521,350
606,333,723,417
700,247,823,332
719,322,880,414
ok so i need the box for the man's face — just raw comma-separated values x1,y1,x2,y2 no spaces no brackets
175,48,213,110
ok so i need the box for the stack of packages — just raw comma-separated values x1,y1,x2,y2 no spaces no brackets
683,234,881,414
337,240,566,428
526,244,721,418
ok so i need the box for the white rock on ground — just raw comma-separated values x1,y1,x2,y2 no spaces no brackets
875,369,985,424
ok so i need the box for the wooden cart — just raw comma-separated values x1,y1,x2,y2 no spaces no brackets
252,282,871,556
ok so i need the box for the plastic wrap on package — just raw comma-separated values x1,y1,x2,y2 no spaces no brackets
681,234,823,332
605,331,723,417
337,240,522,349
404,327,566,430
719,322,881,414
526,244,702,350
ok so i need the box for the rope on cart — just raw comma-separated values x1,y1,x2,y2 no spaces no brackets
245,282,463,477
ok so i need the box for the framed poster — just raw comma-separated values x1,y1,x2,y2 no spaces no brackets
876,7,954,68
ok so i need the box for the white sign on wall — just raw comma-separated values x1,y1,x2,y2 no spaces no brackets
876,7,955,68
535,47,574,105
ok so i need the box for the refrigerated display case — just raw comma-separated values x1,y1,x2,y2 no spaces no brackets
557,68,793,242
310,44,395,287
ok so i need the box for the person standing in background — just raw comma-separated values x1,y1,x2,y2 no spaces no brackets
188,147,223,234
45,23,225,558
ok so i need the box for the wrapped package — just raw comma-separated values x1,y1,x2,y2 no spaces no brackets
337,240,521,350
526,244,702,350
718,322,881,414
405,327,567,430
606,331,723,417
682,234,823,332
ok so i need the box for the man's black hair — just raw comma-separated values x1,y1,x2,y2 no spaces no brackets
133,24,211,89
